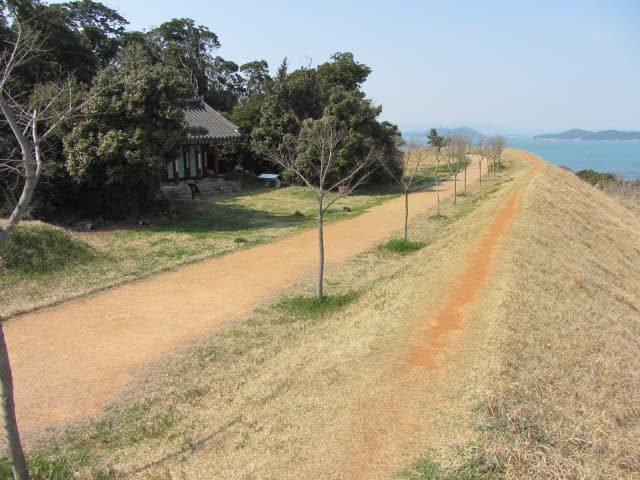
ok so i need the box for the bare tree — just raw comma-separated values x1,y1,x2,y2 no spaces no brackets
427,129,446,217
445,135,468,204
487,135,506,175
267,116,381,298
0,24,94,255
461,135,472,194
379,140,423,240
433,145,444,216
0,24,101,480
476,137,489,185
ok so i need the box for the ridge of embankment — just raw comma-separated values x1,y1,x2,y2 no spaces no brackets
421,150,640,479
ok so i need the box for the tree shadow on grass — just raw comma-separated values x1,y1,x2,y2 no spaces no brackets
150,202,310,236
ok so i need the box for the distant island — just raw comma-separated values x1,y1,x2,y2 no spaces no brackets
436,127,486,140
535,129,640,140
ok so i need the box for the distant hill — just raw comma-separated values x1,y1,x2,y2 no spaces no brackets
437,127,486,140
535,129,640,140
403,126,486,143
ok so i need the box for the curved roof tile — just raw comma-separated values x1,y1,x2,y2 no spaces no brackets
183,98,241,144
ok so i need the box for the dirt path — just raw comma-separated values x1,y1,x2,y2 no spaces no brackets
313,155,544,479
4,161,483,432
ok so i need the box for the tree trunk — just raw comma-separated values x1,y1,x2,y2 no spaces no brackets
0,230,8,257
403,188,409,240
0,97,40,256
316,203,325,299
453,173,457,204
479,160,482,185
0,320,31,480
435,160,440,216
464,167,467,194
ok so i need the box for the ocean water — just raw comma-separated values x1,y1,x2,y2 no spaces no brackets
501,138,640,180
402,133,640,180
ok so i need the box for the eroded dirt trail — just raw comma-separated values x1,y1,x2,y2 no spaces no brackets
406,188,521,371
4,162,481,432
316,158,543,479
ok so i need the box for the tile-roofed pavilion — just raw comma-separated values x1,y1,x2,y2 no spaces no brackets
166,98,241,183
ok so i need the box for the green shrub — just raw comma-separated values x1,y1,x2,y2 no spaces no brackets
576,169,619,186
3,225,95,275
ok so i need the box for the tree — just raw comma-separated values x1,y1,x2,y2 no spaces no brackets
53,0,128,67
460,135,472,193
476,137,489,184
0,23,93,254
267,116,381,298
445,135,468,204
0,318,30,480
238,59,272,102
251,52,400,184
427,128,446,216
427,127,445,153
379,140,422,239
63,45,192,217
316,51,371,91
146,18,220,96
487,134,506,175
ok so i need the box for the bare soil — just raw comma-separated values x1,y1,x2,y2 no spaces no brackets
3,160,489,433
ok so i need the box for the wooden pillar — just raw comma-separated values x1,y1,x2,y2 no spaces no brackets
196,145,203,178
202,149,208,177
213,145,220,177
184,146,191,178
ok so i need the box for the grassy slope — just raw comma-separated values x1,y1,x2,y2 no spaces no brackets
402,155,640,479
5,152,640,479
478,161,640,478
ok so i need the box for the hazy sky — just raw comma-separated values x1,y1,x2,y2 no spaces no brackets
98,0,639,135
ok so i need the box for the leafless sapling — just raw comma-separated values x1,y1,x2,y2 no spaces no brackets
379,140,423,240
267,116,381,298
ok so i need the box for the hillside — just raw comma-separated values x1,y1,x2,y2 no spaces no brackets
5,151,639,479
536,129,640,140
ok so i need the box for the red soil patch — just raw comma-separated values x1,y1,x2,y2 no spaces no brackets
407,189,521,370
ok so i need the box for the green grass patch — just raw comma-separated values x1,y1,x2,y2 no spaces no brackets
396,452,500,480
3,225,96,275
274,291,361,324
90,401,177,448
379,238,427,255
0,454,79,480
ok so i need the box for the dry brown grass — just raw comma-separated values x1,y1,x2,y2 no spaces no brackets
469,156,640,479
14,150,640,479
21,156,521,479
598,178,640,217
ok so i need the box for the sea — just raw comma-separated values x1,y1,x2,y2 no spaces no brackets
402,133,640,180
506,137,640,180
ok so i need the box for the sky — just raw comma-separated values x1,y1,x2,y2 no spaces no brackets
97,0,639,136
